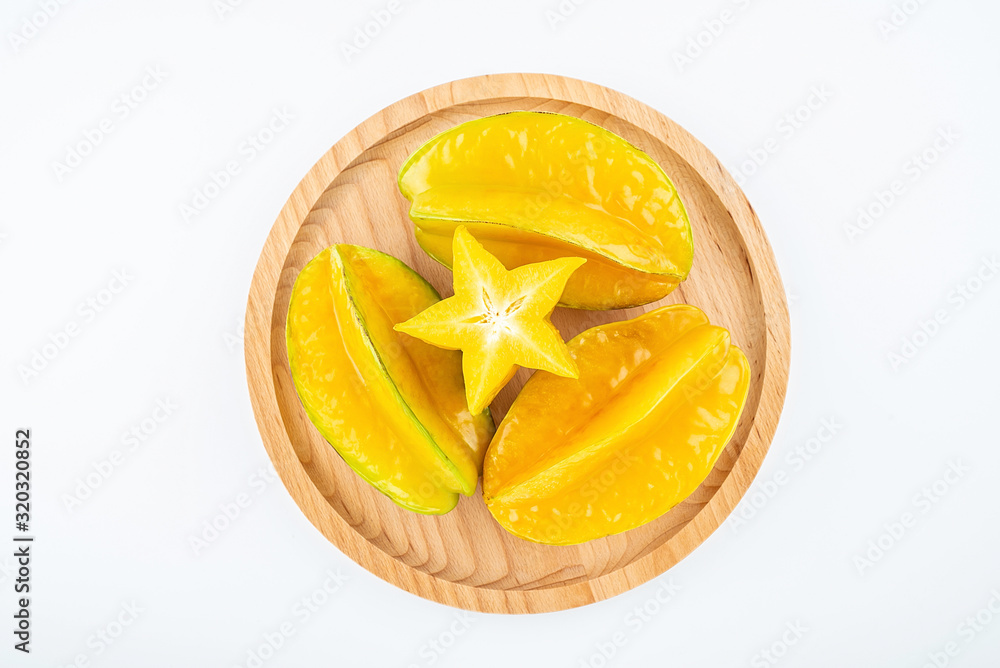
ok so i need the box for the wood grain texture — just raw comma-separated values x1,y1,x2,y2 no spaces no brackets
245,73,790,613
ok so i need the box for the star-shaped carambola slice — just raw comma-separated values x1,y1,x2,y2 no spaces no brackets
395,226,584,414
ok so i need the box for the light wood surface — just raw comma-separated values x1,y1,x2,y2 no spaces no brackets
245,73,791,614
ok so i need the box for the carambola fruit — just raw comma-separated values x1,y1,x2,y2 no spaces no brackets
395,226,583,415
483,305,750,545
397,111,694,310
286,245,494,514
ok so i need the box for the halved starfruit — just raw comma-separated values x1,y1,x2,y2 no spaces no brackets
397,111,694,310
286,245,494,514
483,305,750,545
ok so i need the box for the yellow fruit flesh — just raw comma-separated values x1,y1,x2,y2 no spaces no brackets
286,246,493,514
483,305,751,545
394,227,582,414
339,246,490,492
414,223,679,310
398,112,693,309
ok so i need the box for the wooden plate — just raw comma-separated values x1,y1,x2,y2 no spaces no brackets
245,74,790,614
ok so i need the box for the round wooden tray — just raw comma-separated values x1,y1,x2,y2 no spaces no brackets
245,74,790,614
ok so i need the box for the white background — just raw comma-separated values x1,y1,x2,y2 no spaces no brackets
2,0,999,666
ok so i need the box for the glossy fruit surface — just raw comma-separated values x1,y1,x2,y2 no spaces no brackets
286,245,494,514
397,111,693,309
483,305,750,545
395,226,583,415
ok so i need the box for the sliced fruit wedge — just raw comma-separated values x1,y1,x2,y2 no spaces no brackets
398,111,694,309
286,245,494,514
483,305,751,545
394,226,583,415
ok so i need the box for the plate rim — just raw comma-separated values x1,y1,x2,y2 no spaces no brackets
245,72,790,614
